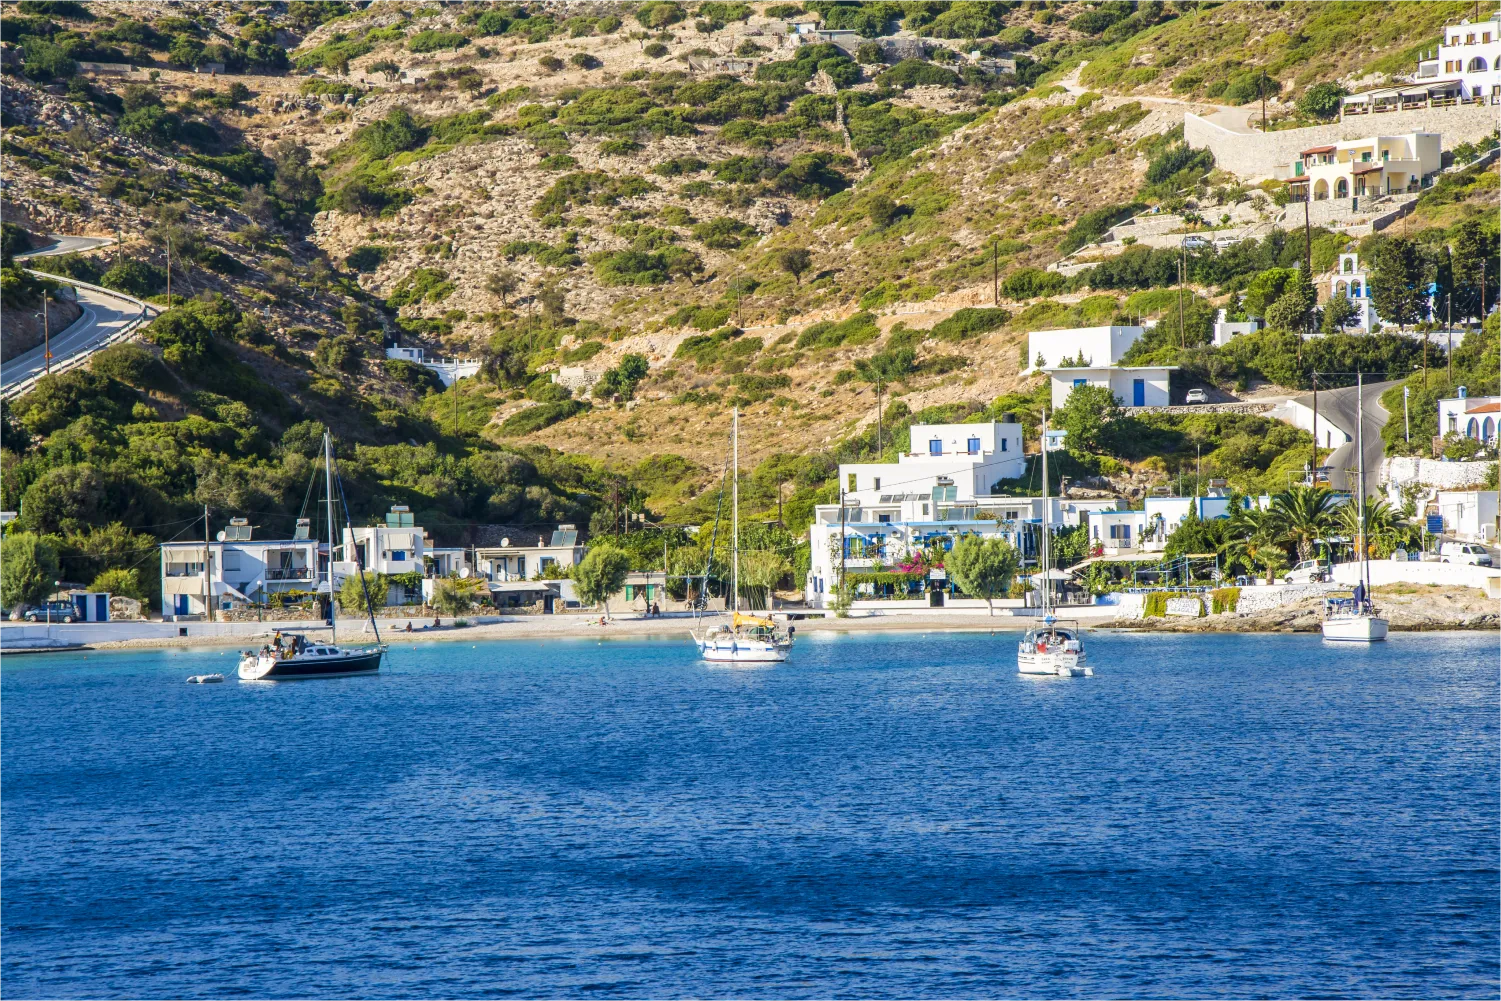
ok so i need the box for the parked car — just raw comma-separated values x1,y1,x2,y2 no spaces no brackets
1439,541,1494,566
23,600,76,623
1212,235,1243,249
1282,559,1331,584
1181,235,1210,250
1185,388,1208,404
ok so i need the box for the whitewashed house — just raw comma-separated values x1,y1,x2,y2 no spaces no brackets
1438,393,1501,446
338,506,427,603
1027,324,1174,408
1436,490,1499,542
385,345,481,387
160,518,318,618
804,420,1121,606
1414,12,1501,102
475,526,585,582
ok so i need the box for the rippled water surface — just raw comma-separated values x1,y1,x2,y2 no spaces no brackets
4,630,1497,998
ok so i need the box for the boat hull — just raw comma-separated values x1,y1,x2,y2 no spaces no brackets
238,649,383,680
695,637,790,663
1321,615,1389,642
1017,651,1091,677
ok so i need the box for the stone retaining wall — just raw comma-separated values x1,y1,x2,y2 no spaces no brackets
1184,104,1499,182
1381,456,1496,491
1235,583,1340,614
1131,403,1275,416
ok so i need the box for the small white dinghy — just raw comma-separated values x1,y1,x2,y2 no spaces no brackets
186,674,225,684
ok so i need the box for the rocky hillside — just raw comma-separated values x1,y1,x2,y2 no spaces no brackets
2,0,1493,538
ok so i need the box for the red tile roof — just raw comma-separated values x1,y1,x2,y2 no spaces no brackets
1465,402,1501,414
1302,145,1337,155
1353,163,1386,175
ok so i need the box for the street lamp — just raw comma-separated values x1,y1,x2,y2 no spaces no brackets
46,579,60,638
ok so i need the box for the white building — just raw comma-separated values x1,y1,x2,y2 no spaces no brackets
338,506,427,603
1046,365,1174,409
1027,325,1174,408
1438,393,1501,445
805,423,1121,606
837,421,1026,500
160,518,319,618
475,526,585,582
1085,493,1248,556
1328,252,1380,331
1436,489,1499,542
385,345,481,387
1283,134,1442,202
1028,325,1143,372
1212,309,1264,346
1417,12,1501,102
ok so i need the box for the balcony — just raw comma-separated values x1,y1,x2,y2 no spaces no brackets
265,567,314,581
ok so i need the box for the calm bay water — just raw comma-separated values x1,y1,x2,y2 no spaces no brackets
3,629,1497,999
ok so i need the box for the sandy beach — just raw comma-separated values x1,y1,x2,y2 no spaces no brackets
65,584,1496,653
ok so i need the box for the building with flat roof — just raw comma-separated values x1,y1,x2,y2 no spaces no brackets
160,518,318,619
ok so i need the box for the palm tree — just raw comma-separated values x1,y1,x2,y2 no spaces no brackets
1220,504,1289,582
1336,495,1408,559
1270,485,1339,563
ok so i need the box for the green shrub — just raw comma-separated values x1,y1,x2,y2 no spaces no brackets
929,307,1010,341
498,399,588,435
1210,587,1241,614
409,30,469,53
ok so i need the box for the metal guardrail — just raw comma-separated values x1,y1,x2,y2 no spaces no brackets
1,271,155,401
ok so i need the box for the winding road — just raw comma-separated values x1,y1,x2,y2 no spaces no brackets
1289,379,1397,495
2,236,151,398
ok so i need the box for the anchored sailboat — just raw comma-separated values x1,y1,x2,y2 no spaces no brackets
692,408,793,663
1017,409,1091,677
1322,373,1388,642
238,432,387,679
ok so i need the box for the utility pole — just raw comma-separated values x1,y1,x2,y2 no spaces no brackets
838,486,846,602
1176,245,1186,348
165,234,172,306
42,293,50,374
1260,69,1268,133
452,368,459,435
875,376,883,455
1311,369,1319,483
1403,385,1410,442
203,503,213,622
1447,294,1454,386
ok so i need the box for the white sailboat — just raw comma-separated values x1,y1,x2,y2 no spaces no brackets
1322,373,1389,643
1018,410,1091,677
693,407,793,663
239,432,387,679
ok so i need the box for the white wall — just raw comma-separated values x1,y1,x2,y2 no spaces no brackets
1332,558,1500,594
1049,368,1171,409
1437,490,1500,541
1028,326,1142,371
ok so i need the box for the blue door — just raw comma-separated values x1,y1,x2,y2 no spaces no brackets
175,594,190,616
1133,378,1145,407
95,594,108,621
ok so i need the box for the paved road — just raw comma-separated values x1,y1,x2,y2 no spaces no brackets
1,283,146,392
13,235,115,260
1290,379,1398,495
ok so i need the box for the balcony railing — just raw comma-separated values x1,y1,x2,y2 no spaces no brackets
265,567,313,581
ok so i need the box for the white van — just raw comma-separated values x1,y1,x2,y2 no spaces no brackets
1283,559,1331,583
1440,542,1494,566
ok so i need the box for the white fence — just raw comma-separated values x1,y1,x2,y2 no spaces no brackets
1,272,154,400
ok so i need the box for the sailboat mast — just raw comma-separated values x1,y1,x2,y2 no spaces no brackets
1040,408,1051,618
325,431,336,645
731,406,739,615
1356,372,1367,598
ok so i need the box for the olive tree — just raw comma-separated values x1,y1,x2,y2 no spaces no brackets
571,544,631,619
945,535,1021,616
1,531,60,613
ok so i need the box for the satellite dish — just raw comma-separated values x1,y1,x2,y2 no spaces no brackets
501,537,511,547
216,531,226,541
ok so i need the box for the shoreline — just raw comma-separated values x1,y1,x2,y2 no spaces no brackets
29,607,1500,654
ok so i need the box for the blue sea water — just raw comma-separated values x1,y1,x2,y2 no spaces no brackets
2,629,1497,999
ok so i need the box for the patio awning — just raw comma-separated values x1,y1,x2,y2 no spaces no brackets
1301,145,1336,155
1353,163,1385,175
210,581,253,603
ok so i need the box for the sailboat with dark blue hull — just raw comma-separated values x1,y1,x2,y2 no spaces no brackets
239,432,386,681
